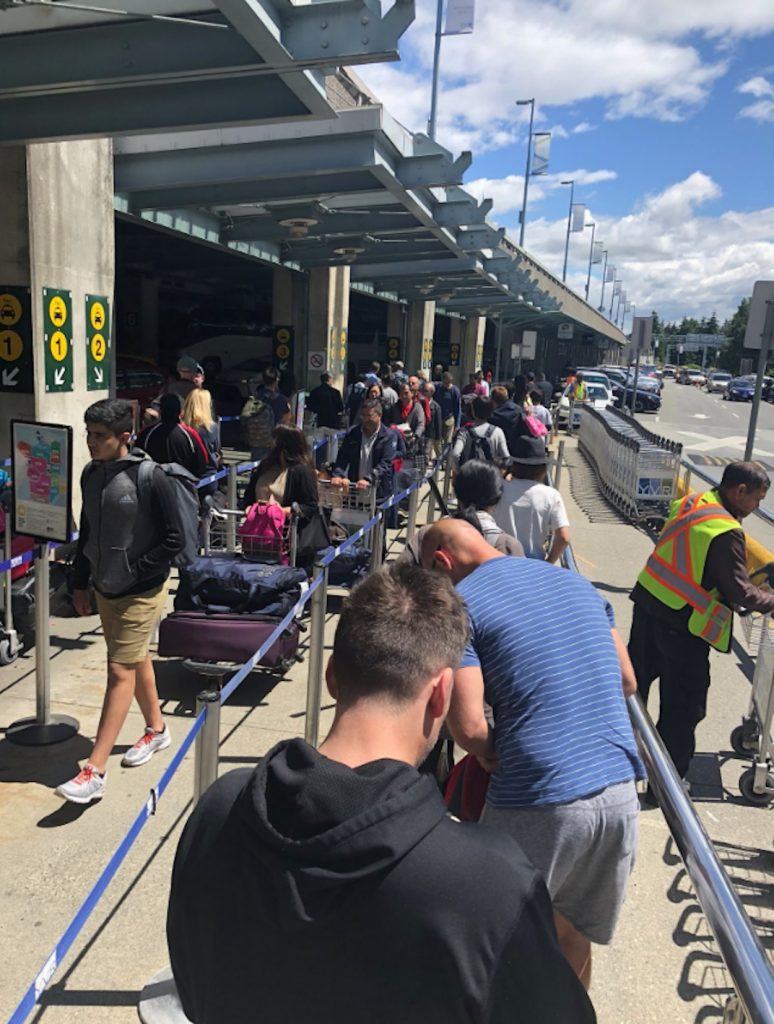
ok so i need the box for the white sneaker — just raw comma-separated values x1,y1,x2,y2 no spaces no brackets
121,725,171,767
55,763,106,804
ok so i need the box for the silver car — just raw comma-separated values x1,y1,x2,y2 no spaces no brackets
706,371,732,394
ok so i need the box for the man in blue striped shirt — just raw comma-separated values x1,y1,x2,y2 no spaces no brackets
421,519,644,990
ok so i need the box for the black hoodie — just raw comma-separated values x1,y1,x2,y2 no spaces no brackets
167,739,595,1024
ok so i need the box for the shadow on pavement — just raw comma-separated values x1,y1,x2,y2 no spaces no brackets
663,835,774,1022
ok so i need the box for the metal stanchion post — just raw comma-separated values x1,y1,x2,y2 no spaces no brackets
684,467,692,495
202,513,211,556
193,689,221,804
7,545,79,745
406,486,420,542
426,473,437,523
554,440,566,493
369,515,384,573
2,516,19,664
226,464,238,553
442,448,453,504
305,563,329,748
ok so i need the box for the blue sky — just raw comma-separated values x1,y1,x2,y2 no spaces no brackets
359,1,774,323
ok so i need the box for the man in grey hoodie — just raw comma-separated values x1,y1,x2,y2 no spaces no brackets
56,399,182,804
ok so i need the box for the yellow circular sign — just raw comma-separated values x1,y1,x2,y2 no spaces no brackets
340,330,347,345
48,295,67,327
275,328,290,344
0,294,22,327
0,330,23,362
49,330,68,362
275,343,290,360
339,345,346,362
90,301,106,332
90,333,106,362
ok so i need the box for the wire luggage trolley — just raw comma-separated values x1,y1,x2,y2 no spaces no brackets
731,564,774,805
318,479,377,549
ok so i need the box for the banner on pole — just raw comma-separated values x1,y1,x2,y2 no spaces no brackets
632,315,653,355
445,0,475,35
605,265,615,283
570,204,586,232
625,302,632,313
531,133,551,175
592,243,604,264
613,281,621,296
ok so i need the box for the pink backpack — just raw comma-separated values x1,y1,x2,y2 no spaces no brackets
238,502,288,564
523,412,548,438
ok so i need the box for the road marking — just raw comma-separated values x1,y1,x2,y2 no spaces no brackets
693,413,709,419
575,552,599,569
732,412,739,419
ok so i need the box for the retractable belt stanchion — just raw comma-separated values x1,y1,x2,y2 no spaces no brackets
7,545,79,745
442,447,453,504
406,486,420,542
369,515,384,574
554,439,566,494
2,518,20,664
192,689,221,805
304,562,329,748
226,465,238,553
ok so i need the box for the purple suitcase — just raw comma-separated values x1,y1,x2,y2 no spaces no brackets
158,611,301,668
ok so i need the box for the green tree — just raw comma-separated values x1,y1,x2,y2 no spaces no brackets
717,298,750,373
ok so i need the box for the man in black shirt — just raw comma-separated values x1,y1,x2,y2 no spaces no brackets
135,393,210,480
306,372,344,429
167,565,595,1024
56,400,182,805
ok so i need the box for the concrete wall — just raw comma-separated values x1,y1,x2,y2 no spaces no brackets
0,140,114,504
307,265,350,393
405,300,435,373
459,316,486,385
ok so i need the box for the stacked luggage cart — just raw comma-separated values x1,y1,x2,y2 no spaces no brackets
578,405,682,526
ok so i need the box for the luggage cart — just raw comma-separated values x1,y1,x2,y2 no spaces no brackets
731,567,774,805
204,504,299,565
318,480,377,549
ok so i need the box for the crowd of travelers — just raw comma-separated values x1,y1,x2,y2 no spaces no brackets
43,350,772,1023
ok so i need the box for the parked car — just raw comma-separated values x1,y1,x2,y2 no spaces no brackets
662,365,676,379
705,371,732,394
557,381,612,430
611,384,662,413
116,356,168,414
724,377,755,402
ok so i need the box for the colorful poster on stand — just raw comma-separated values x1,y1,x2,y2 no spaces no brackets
11,420,73,543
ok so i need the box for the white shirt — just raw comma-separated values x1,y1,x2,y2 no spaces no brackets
492,479,569,559
359,429,379,480
381,386,398,409
531,404,552,428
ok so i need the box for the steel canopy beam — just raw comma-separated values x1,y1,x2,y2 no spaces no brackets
223,209,419,243
456,225,506,251
350,257,477,281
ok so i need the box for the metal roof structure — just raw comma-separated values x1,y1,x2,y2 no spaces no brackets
114,105,625,346
0,0,414,142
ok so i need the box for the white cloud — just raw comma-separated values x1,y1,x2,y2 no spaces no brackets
466,168,618,218
572,122,596,134
520,173,773,320
737,75,774,121
550,124,570,139
359,0,774,154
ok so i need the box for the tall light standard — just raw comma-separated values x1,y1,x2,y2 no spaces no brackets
598,249,608,311
517,98,535,248
584,221,596,301
561,179,574,282
427,0,445,140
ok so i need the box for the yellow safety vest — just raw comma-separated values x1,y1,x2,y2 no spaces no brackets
637,489,739,652
571,382,588,401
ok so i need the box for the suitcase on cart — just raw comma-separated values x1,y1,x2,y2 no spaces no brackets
158,611,301,669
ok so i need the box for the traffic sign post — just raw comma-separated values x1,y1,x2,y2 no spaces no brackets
386,336,401,364
43,287,73,393
307,350,327,374
272,325,294,376
629,315,653,416
449,341,461,367
743,282,774,462
85,294,111,391
0,286,33,393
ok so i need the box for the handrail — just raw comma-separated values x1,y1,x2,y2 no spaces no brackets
681,457,774,529
552,458,774,1024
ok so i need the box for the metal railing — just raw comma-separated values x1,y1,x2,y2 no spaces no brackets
681,458,774,529
549,456,774,1024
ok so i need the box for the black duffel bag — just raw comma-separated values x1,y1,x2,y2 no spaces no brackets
318,545,371,588
175,554,307,616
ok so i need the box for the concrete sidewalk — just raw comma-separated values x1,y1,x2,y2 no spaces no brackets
0,461,770,1024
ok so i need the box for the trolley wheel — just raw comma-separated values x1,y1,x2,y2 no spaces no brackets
730,723,759,757
0,636,19,666
739,767,774,806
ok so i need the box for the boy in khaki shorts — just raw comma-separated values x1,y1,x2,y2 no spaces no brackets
56,400,183,804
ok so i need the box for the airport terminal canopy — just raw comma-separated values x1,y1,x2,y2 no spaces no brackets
114,103,625,349
0,0,415,141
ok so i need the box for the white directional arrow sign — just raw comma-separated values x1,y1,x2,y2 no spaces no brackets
2,367,19,387
94,367,104,385
54,366,66,386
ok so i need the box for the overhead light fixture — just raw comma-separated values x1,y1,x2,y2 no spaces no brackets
333,246,365,263
278,217,319,238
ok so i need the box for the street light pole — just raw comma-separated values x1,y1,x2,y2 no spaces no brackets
561,179,574,282
427,0,445,140
610,282,620,320
584,221,596,301
744,301,774,462
517,98,535,248
598,249,608,311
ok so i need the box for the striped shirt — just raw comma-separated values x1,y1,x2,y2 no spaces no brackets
458,557,644,808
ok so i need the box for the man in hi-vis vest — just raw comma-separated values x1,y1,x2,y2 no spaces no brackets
628,462,774,793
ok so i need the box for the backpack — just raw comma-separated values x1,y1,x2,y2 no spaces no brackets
240,393,275,452
523,411,548,438
138,460,200,568
458,424,495,466
238,502,288,564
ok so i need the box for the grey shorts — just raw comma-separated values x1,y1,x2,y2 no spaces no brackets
481,780,639,944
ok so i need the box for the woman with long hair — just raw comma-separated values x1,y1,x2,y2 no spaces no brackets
241,425,324,565
182,388,220,467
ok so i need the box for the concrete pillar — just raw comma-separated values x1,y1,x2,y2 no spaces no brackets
307,265,350,393
460,316,486,389
0,140,114,498
405,300,435,374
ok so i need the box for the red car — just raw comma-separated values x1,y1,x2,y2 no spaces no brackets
116,356,169,414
